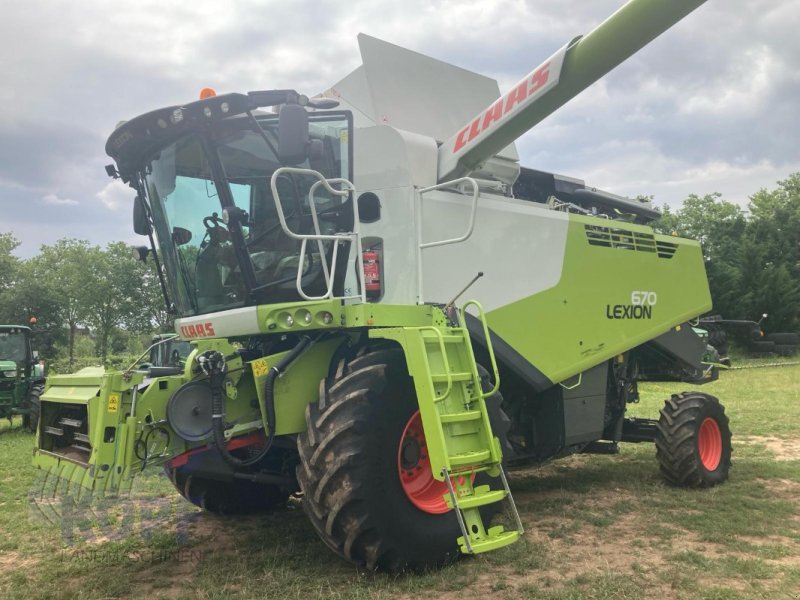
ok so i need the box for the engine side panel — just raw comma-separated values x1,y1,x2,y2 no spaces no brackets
487,215,711,384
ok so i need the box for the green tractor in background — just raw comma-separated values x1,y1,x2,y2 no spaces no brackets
0,323,45,432
137,334,193,370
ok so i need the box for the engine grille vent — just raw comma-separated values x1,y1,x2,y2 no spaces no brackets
585,225,677,259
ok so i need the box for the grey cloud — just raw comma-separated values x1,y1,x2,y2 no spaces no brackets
0,0,798,256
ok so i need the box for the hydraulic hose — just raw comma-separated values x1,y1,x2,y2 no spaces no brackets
201,335,313,469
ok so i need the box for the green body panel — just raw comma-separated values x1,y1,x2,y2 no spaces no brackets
250,337,343,435
42,366,105,390
0,360,18,410
40,368,104,403
255,300,446,335
487,216,711,383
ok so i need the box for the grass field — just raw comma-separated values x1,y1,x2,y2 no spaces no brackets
1,360,799,599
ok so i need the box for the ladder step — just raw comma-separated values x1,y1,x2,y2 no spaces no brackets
459,526,520,555
422,334,464,344
73,433,91,444
448,449,491,466
431,372,474,383
59,418,83,428
44,426,64,436
439,410,482,423
448,485,506,510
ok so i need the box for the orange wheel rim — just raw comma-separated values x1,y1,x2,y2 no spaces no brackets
698,417,722,471
397,411,450,514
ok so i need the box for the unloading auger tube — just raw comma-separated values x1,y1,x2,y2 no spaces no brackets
438,0,708,181
30,0,731,575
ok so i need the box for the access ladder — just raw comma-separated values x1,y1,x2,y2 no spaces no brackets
373,301,524,553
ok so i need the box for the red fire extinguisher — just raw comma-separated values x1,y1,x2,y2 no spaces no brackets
363,250,381,298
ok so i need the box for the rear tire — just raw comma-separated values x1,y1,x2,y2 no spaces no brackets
298,345,502,572
707,330,729,356
773,344,798,357
765,332,799,345
27,384,43,433
164,464,288,515
749,340,776,354
656,392,732,487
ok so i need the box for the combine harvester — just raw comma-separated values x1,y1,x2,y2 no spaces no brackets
33,0,730,571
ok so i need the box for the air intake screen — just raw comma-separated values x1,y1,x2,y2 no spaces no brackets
585,225,677,259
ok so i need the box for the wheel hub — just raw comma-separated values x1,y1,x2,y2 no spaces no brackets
397,410,450,514
400,436,421,470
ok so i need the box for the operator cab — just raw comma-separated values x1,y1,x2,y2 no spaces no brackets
0,326,33,377
109,91,354,317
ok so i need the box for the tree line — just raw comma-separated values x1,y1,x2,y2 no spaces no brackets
0,237,168,372
0,173,798,372
652,173,800,333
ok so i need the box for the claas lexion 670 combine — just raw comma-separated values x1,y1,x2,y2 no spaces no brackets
33,0,731,571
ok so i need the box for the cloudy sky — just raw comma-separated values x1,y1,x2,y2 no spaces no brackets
1,0,798,258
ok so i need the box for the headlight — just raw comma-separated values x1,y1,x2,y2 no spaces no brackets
2,370,16,378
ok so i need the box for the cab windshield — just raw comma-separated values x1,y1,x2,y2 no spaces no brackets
143,113,352,316
0,331,28,364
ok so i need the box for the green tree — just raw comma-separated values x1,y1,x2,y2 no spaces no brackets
0,232,20,291
653,193,748,319
84,242,155,360
744,174,800,331
657,193,746,263
27,239,97,371
654,178,800,331
0,233,22,323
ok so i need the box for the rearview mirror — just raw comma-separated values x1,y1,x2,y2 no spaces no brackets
278,103,309,165
133,195,152,235
172,227,192,246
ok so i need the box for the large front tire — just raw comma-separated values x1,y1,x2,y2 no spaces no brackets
656,392,732,487
297,346,471,572
164,464,289,515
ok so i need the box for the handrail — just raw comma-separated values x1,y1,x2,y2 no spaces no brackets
269,168,365,302
460,300,500,398
416,177,480,304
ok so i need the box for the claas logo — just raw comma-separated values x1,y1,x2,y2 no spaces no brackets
453,62,551,153
180,322,216,338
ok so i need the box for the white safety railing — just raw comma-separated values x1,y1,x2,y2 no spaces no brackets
269,167,365,302
416,177,480,304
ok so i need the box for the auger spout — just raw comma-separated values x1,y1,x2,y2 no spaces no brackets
437,0,708,182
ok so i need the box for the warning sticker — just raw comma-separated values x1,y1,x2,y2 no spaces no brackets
107,393,120,413
252,359,269,378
